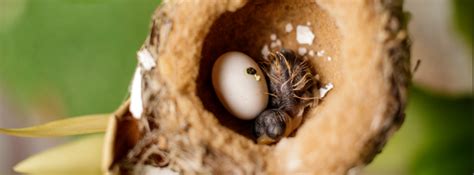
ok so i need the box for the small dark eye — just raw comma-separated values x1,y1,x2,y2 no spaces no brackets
246,67,257,75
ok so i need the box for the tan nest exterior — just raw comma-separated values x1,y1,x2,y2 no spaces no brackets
103,0,411,174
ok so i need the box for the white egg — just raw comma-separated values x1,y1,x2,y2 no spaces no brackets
212,51,269,120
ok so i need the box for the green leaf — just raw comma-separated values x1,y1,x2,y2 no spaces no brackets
14,134,104,175
0,114,110,137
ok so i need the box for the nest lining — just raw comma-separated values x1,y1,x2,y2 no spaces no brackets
197,0,342,141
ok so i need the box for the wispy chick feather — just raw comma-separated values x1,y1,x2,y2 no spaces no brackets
254,49,316,144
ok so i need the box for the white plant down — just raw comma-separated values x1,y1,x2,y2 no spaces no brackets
270,39,282,48
308,50,315,57
317,50,325,57
298,47,307,56
138,48,156,71
130,67,143,119
296,25,315,45
270,33,277,41
319,82,334,98
285,23,293,33
261,44,270,59
144,166,179,175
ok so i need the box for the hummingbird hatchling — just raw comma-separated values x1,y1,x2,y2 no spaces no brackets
254,49,316,144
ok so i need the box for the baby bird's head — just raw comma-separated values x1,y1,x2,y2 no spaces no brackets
254,109,290,144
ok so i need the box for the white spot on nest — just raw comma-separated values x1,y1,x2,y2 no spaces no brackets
271,39,282,48
143,166,179,175
319,82,334,98
327,56,332,61
308,50,315,57
130,67,143,119
347,166,363,175
270,33,277,41
371,114,383,131
285,23,293,33
261,44,270,58
317,50,325,57
138,48,156,71
296,25,315,45
285,140,302,171
298,47,307,56
306,21,311,26
160,22,172,45
287,155,302,172
275,138,302,171
371,106,392,131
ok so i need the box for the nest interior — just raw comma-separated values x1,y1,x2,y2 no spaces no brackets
197,0,342,141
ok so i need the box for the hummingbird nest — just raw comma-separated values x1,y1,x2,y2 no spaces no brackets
103,0,411,174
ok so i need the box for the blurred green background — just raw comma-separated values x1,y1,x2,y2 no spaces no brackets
0,0,160,174
0,0,160,116
0,0,472,175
